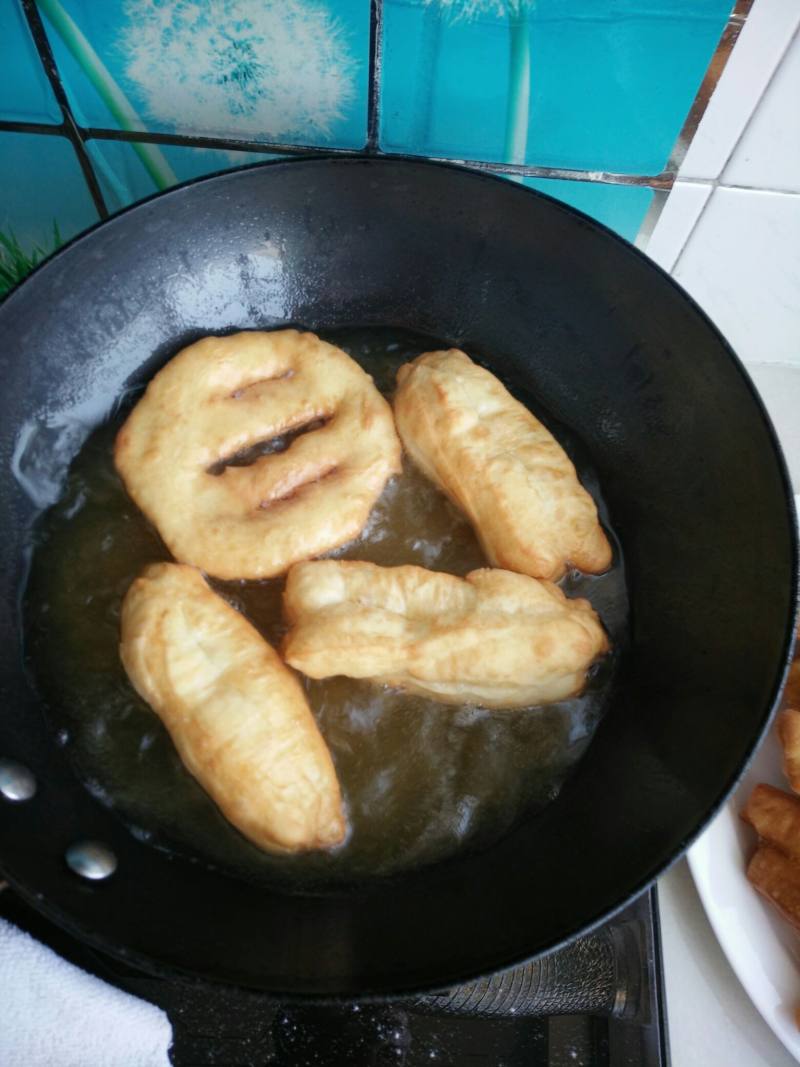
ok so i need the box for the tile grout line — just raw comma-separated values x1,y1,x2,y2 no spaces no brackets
634,0,752,247
365,0,383,152
678,177,800,197
670,184,716,277
19,0,108,219
633,189,669,251
662,0,752,177
742,360,800,369
0,118,671,187
668,167,786,276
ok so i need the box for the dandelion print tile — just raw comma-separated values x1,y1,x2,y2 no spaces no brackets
38,0,369,150
380,0,734,173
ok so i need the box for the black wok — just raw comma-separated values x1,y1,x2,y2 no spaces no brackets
0,157,796,997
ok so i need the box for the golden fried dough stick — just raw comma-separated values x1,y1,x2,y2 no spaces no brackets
778,708,800,794
747,845,800,932
283,560,609,708
120,563,345,853
742,783,800,864
393,349,612,581
785,657,800,712
775,633,800,793
115,330,401,579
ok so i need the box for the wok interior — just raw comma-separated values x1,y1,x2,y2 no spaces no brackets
22,327,629,887
0,159,794,995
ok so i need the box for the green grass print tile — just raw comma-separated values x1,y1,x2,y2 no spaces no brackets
0,132,99,296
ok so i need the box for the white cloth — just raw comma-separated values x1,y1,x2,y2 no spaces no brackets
0,915,172,1067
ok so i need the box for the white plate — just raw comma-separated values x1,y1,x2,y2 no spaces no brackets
689,678,800,1062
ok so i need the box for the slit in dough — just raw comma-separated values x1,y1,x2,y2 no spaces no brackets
114,330,401,579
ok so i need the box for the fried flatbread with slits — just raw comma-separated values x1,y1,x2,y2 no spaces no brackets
120,562,345,853
393,349,612,581
283,560,609,708
115,330,401,579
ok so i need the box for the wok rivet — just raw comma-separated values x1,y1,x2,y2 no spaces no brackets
65,841,117,881
0,759,37,802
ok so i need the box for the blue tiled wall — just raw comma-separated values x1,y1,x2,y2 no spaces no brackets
0,3,60,123
381,0,733,173
523,177,654,243
0,0,733,295
43,0,370,148
86,140,269,214
0,131,98,247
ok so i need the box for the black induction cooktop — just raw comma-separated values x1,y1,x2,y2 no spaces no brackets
0,883,668,1066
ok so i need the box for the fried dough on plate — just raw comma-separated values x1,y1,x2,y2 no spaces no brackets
747,845,800,933
742,783,800,865
115,330,401,579
283,560,609,708
120,563,345,853
775,636,800,792
785,657,800,709
778,707,800,795
393,349,612,581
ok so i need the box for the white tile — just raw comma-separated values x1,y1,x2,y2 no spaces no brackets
722,28,800,192
744,363,800,490
643,181,713,272
672,186,800,365
679,0,800,181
